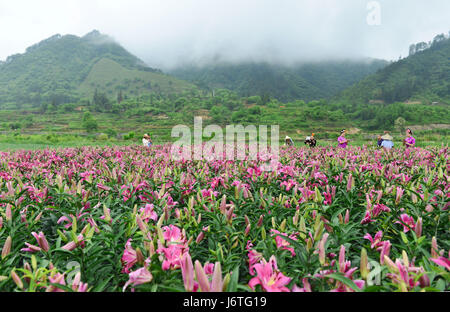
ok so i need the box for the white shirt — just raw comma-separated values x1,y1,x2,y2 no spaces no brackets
142,138,150,146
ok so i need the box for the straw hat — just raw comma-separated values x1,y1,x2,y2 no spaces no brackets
381,133,393,141
285,136,291,140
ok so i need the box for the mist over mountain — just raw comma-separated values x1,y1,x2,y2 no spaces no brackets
169,59,388,102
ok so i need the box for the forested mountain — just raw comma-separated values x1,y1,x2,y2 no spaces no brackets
169,59,388,102
0,30,195,108
337,32,450,104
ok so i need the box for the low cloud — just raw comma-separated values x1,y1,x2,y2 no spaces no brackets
1,0,449,69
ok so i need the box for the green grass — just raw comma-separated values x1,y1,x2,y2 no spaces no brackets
78,58,196,98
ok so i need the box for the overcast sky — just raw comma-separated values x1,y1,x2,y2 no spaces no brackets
1,0,449,69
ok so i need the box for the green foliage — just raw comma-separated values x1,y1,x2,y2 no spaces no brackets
9,122,21,130
338,33,450,104
170,60,388,102
82,111,98,132
0,30,195,107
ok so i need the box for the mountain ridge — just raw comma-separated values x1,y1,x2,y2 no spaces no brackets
0,30,195,107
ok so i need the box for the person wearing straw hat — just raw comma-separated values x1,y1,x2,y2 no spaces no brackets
380,132,393,148
380,131,394,156
337,129,348,148
142,133,152,147
285,136,294,146
304,133,317,147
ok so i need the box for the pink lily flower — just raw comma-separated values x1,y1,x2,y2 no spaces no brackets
330,245,365,292
246,241,264,276
364,231,384,250
360,210,375,225
122,267,153,292
72,272,89,292
46,273,66,292
248,255,291,292
292,278,312,292
139,204,158,222
162,224,186,245
121,238,138,273
379,241,391,265
157,243,188,271
430,251,450,271
271,229,297,256
396,214,415,233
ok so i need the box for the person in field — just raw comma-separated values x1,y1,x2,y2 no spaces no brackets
337,129,348,148
380,131,394,156
285,136,294,146
304,133,317,147
142,134,152,147
377,135,383,147
403,128,416,148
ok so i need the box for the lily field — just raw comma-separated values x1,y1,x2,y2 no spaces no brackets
0,144,449,292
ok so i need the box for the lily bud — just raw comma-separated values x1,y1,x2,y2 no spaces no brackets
299,217,306,239
11,270,23,289
414,217,422,238
0,216,2,229
34,211,43,222
280,219,286,232
136,247,144,264
1,236,12,259
195,231,205,244
244,215,250,227
383,255,397,272
5,204,12,221
293,211,299,226
257,215,263,227
261,226,266,240
344,209,350,224
360,248,369,280
318,233,329,266
418,272,430,288
220,195,227,214
431,237,439,258
395,187,404,205
136,215,148,235
346,173,353,192
222,273,231,292
102,205,111,223
306,238,313,251
244,224,251,237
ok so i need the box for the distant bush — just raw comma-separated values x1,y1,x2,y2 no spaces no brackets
105,128,117,138
97,133,108,141
9,122,21,130
123,131,135,140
